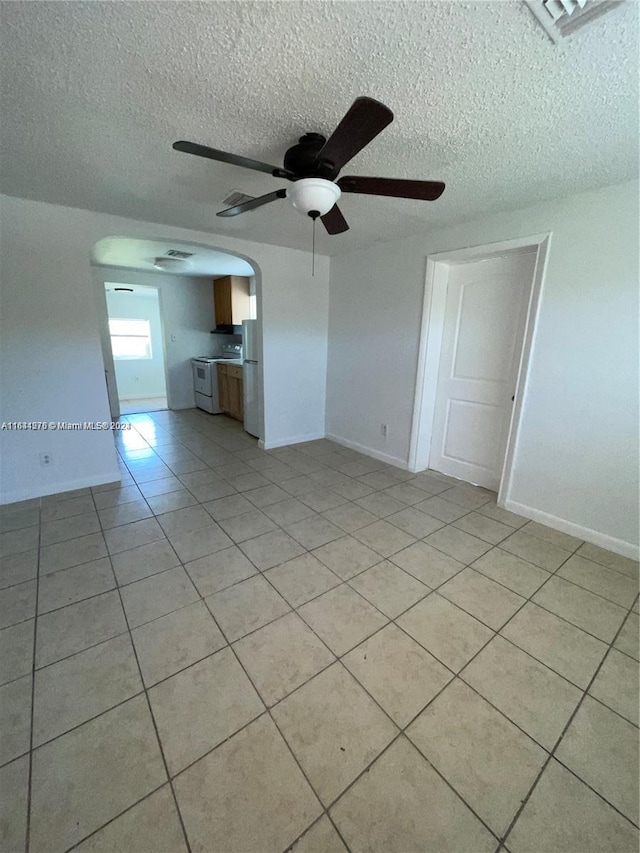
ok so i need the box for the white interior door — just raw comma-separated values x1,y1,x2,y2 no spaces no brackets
429,251,536,490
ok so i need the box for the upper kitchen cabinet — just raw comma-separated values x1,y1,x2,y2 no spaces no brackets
213,276,251,328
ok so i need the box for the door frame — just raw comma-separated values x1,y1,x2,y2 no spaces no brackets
408,232,552,507
96,277,171,415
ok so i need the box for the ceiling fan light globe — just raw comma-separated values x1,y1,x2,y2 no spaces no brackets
287,178,341,217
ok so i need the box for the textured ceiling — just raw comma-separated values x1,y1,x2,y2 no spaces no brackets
0,1,637,255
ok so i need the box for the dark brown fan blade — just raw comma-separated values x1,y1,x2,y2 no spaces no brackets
338,176,445,201
173,141,294,179
217,189,287,217
315,97,393,173
321,204,349,235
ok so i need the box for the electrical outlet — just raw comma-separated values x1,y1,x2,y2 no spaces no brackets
39,452,53,467
380,423,388,438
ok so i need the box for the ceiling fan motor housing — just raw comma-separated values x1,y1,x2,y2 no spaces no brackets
287,178,341,218
283,133,339,179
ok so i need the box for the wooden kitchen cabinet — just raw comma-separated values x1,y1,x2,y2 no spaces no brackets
213,276,251,327
227,373,243,421
216,363,230,412
216,362,243,421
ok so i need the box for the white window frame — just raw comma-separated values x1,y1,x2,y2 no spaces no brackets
108,318,153,360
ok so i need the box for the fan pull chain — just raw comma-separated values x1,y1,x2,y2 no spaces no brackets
312,216,316,277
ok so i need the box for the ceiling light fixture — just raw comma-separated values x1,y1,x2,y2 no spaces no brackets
283,178,342,278
153,256,189,271
286,178,342,219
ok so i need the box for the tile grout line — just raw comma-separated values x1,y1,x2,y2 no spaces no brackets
500,605,640,848
247,565,508,847
394,542,639,691
327,562,547,766
338,541,579,696
451,548,591,719
175,494,359,852
175,551,357,853
401,544,639,838
59,781,169,853
86,490,194,853
24,495,42,853
372,545,638,827
29,686,148,754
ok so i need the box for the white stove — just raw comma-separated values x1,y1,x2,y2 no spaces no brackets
192,345,242,413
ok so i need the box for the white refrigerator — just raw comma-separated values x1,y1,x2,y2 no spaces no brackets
242,320,260,438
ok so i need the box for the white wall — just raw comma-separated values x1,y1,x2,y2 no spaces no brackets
326,180,639,555
0,194,330,503
98,269,214,410
105,289,167,400
0,199,121,499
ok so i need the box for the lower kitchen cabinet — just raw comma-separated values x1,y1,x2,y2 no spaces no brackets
216,363,243,421
216,363,229,412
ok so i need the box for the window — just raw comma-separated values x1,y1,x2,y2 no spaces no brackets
109,318,152,359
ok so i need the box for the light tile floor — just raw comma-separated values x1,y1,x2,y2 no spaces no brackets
119,397,168,415
1,409,638,853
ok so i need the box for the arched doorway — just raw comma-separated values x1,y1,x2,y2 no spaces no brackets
91,236,262,439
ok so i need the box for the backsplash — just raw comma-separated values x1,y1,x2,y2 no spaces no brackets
209,332,242,357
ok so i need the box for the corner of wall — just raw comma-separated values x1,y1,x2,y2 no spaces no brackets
504,498,639,560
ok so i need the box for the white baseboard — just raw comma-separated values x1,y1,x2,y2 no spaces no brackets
503,498,639,561
325,433,409,470
259,432,326,451
119,395,167,402
0,469,122,506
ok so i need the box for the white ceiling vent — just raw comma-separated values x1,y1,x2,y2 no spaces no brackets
164,249,193,259
223,190,256,207
524,0,624,41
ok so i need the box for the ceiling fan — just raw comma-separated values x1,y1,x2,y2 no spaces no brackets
173,96,445,235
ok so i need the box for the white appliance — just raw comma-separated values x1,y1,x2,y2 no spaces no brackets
191,357,220,414
191,344,243,414
242,320,260,437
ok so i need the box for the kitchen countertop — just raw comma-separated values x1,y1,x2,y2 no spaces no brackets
218,358,243,366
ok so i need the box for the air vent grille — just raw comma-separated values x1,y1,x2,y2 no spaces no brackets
165,249,193,259
223,190,256,207
524,0,624,41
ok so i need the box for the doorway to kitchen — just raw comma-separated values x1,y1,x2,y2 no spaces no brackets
104,283,168,415
92,236,264,438
408,234,550,504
